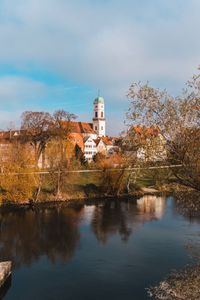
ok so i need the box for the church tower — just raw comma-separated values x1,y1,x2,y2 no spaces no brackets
93,96,106,137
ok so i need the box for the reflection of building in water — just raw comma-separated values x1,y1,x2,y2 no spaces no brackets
82,205,96,224
137,195,166,220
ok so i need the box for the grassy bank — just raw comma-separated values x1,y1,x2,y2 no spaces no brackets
0,168,196,205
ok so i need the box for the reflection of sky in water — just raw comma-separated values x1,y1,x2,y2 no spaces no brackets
1,196,200,300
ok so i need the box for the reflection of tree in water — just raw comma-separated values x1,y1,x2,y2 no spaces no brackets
174,192,200,260
174,191,200,221
91,196,166,244
0,206,84,268
91,201,132,243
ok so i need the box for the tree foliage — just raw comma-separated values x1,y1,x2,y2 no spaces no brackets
0,141,38,203
125,68,200,190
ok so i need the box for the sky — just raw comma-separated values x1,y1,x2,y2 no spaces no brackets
0,0,200,135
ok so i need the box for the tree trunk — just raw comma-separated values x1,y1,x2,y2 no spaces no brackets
56,169,61,199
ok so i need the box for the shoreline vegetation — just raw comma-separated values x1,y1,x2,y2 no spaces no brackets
148,265,200,300
0,177,198,209
0,166,197,207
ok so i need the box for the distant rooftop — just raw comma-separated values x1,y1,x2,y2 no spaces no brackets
69,121,95,134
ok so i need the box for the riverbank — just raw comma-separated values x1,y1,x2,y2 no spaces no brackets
0,190,150,211
0,180,198,209
1,165,198,207
148,264,200,300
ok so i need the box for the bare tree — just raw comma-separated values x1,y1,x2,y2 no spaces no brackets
52,110,76,138
20,110,77,168
21,111,53,166
125,67,200,190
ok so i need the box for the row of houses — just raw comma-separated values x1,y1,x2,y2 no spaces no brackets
0,96,167,167
0,124,166,168
0,96,121,166
74,134,118,162
0,124,120,167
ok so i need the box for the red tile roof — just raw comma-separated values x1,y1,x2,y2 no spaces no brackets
93,139,101,146
69,122,95,134
101,136,113,145
93,137,113,146
0,122,95,141
69,133,84,150
133,126,160,136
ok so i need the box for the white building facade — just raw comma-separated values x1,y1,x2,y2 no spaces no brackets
83,136,97,162
92,96,106,137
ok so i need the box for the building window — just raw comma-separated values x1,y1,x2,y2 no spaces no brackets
95,126,97,130
101,126,103,130
95,112,98,118
101,112,103,118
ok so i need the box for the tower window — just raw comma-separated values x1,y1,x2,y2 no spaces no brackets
101,112,103,118
101,126,103,130
95,126,97,130
95,112,98,118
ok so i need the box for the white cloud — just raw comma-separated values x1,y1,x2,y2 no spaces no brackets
0,76,51,128
0,0,199,90
0,0,200,133
0,76,47,104
0,75,93,129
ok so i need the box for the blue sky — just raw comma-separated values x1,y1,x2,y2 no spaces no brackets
0,0,200,134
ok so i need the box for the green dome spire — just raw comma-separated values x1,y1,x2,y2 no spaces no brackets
94,96,104,104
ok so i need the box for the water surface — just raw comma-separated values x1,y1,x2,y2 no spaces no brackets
0,195,200,300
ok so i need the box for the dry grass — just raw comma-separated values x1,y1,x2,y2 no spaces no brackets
148,265,200,300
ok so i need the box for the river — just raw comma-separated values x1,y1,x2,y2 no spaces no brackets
0,195,200,300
